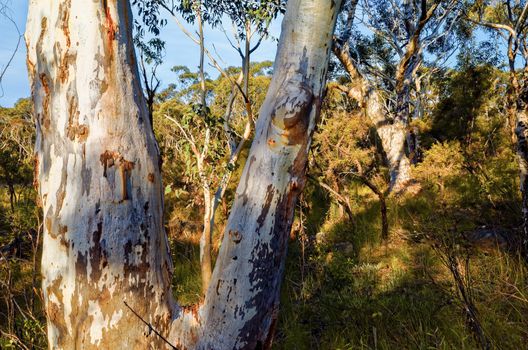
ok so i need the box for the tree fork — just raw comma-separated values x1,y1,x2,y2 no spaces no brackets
27,0,341,348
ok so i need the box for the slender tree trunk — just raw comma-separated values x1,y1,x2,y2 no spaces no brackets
194,0,342,348
200,188,213,292
307,175,354,222
8,182,15,212
201,31,254,294
352,172,389,239
26,1,177,348
514,103,528,257
195,4,216,293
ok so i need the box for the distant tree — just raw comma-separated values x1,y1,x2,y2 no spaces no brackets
0,99,33,212
466,0,528,257
429,44,503,147
333,0,466,192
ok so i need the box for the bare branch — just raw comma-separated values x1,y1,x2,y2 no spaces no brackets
0,1,23,97
123,301,179,350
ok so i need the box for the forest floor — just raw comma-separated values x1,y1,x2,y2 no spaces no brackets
2,149,528,349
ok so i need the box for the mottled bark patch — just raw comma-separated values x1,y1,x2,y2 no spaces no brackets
58,0,71,48
269,82,314,146
33,155,40,193
100,149,135,197
89,222,106,282
104,3,117,43
229,230,242,244
56,187,66,214
120,160,135,201
100,150,118,177
240,156,257,205
45,283,67,348
66,94,90,142
58,52,77,84
67,122,89,142
124,230,151,280
256,185,275,233
39,73,51,129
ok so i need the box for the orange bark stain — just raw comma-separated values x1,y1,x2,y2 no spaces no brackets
33,155,40,192
105,6,117,43
59,0,71,48
39,73,51,129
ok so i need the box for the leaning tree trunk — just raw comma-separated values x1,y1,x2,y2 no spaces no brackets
187,0,342,348
514,93,528,257
26,1,177,348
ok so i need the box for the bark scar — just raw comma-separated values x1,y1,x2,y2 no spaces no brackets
99,151,135,201
268,81,314,147
104,5,117,43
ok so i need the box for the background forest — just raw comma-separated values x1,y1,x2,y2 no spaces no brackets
2,0,528,349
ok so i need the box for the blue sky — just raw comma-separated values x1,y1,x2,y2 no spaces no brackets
0,0,28,107
0,1,282,107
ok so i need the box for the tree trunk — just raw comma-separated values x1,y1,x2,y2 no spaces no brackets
377,121,411,192
332,44,411,193
365,88,410,193
8,182,15,213
194,0,342,348
26,1,176,348
200,189,213,293
515,108,528,257
508,48,528,258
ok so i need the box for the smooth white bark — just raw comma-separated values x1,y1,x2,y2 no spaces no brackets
366,91,411,192
333,39,411,193
188,0,342,348
26,1,176,348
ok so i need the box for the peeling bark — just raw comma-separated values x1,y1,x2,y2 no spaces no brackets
516,115,528,254
332,42,411,193
26,1,177,348
506,35,528,257
189,0,342,348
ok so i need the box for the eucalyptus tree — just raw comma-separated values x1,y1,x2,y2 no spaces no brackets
0,99,34,212
135,0,285,292
466,0,528,257
25,0,341,348
333,0,464,192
